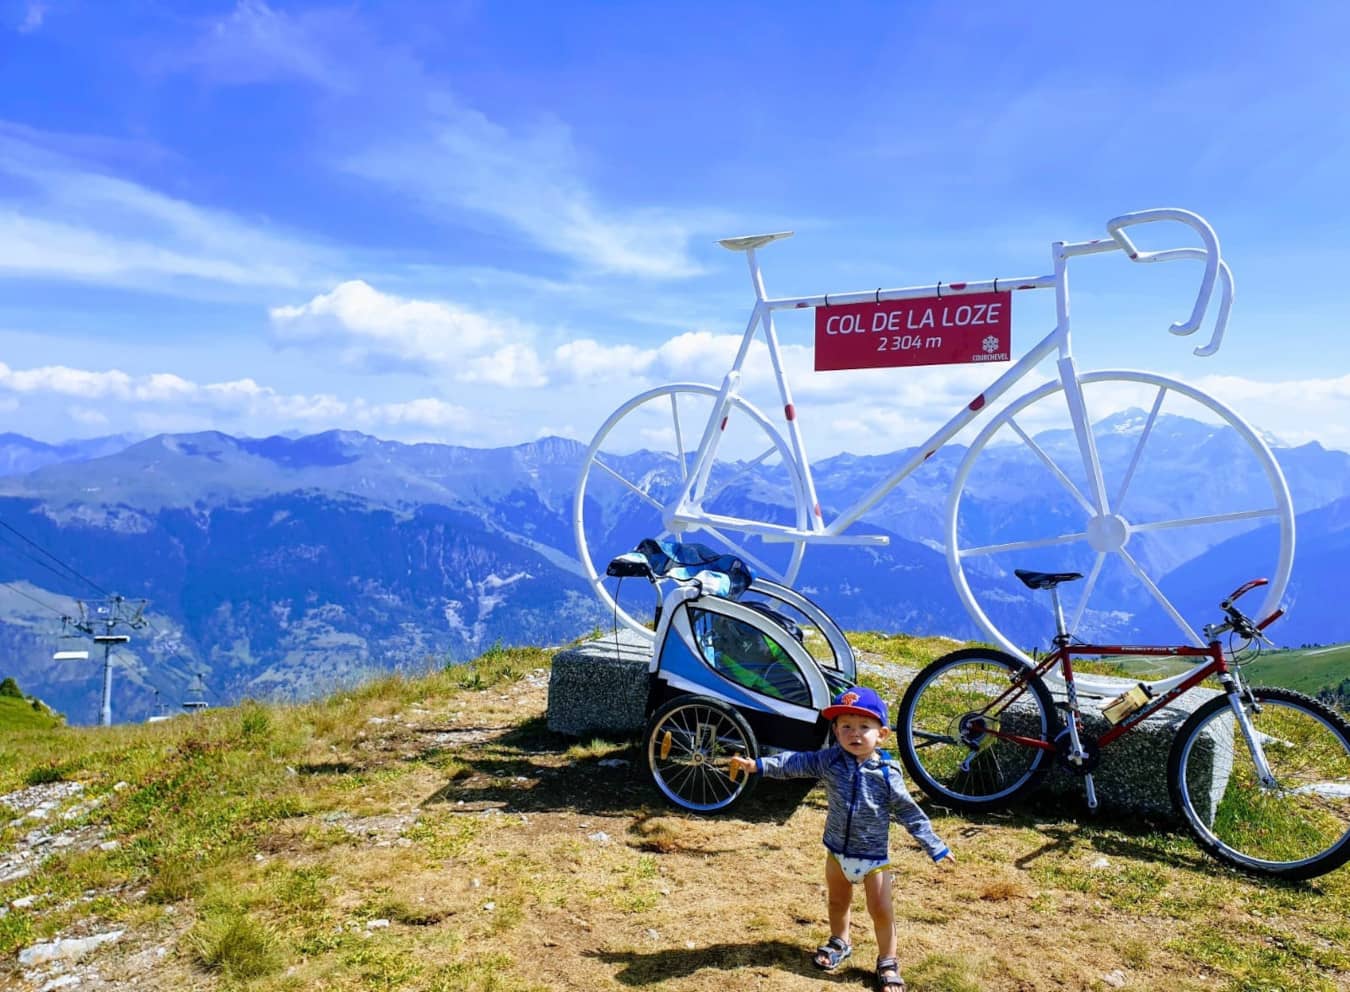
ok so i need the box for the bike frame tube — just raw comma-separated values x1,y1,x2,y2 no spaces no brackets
823,315,1063,534
759,263,1066,537
978,640,1229,753
683,369,743,508
669,213,1226,547
748,249,826,533
681,247,826,528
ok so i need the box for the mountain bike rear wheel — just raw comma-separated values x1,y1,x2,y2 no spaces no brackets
896,648,1057,810
1169,687,1350,880
646,695,759,813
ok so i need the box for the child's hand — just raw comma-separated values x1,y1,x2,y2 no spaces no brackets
936,851,956,871
727,754,757,780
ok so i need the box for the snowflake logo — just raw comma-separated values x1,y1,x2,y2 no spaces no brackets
982,335,1000,353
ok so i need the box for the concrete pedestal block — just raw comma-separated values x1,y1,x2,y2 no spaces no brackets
547,629,653,738
1039,677,1224,819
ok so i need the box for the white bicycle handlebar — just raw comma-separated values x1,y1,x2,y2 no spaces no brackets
1105,208,1231,354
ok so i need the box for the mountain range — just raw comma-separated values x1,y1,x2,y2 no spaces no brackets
0,416,1346,724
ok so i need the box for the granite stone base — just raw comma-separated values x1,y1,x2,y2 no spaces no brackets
546,628,653,738
1038,676,1224,819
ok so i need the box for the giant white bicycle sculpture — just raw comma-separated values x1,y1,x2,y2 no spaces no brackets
574,209,1294,662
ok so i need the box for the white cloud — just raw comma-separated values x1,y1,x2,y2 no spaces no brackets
354,398,470,430
552,339,657,383
0,126,336,293
17,2,45,34
460,344,547,388
0,364,134,399
164,4,716,279
343,100,712,279
0,362,468,436
1190,373,1350,449
269,280,544,384
67,406,109,427
176,0,353,90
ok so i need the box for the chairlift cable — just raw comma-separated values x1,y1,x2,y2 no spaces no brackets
0,529,96,594
0,515,112,597
0,578,69,618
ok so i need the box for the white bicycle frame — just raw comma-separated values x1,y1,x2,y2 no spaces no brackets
578,208,1293,663
675,209,1234,547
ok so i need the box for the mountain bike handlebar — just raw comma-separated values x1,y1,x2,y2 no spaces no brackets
1206,576,1283,643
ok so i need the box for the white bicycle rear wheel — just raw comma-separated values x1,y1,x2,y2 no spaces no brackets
945,370,1294,660
574,383,810,637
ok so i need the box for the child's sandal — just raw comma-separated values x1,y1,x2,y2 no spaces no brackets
876,956,906,990
813,935,852,971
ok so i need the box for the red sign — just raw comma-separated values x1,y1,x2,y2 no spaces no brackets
814,291,1012,371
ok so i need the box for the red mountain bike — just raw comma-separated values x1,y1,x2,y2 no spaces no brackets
895,570,1350,880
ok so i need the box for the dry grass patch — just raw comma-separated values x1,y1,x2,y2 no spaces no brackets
977,877,1027,902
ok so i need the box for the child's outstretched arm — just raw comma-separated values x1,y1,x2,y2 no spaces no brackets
736,748,833,781
728,754,758,780
888,764,953,866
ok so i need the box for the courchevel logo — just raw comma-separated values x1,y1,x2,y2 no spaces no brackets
982,335,1000,353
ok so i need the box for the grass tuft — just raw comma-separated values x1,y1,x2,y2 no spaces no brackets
22,763,66,786
904,953,984,992
977,878,1026,901
144,855,203,905
238,701,272,740
186,907,283,979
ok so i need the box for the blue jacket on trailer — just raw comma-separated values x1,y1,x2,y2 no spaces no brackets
756,747,949,862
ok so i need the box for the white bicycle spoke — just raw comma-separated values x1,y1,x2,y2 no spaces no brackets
1130,507,1282,533
958,531,1088,559
1008,417,1097,516
1113,386,1167,513
593,457,665,512
704,524,782,581
1066,552,1106,635
670,392,688,482
1119,547,1204,646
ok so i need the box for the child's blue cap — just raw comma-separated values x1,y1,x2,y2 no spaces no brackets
821,686,888,726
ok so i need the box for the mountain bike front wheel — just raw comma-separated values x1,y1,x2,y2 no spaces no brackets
895,648,1057,811
1169,687,1350,880
574,383,810,637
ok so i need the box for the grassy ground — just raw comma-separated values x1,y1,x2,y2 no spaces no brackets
1,637,1348,991
1030,641,1350,697
0,694,63,731
1242,644,1350,697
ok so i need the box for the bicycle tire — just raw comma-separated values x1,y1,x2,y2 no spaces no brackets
1168,687,1350,880
945,370,1295,663
645,695,759,814
574,383,810,638
896,648,1058,811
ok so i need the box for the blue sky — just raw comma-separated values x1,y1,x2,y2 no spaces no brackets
0,0,1347,456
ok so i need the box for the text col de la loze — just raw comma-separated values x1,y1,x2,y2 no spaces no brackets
813,290,1012,371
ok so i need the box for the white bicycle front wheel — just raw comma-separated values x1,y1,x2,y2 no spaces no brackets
945,370,1294,660
574,383,810,638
